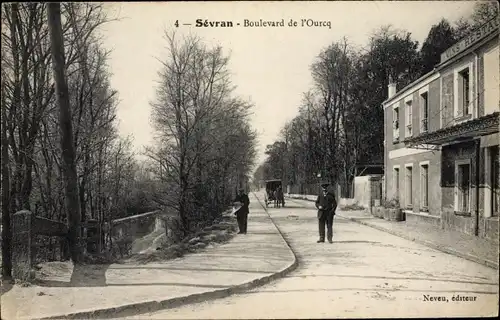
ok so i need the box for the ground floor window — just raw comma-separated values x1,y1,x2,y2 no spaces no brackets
491,146,499,217
420,163,429,211
405,165,413,208
393,167,400,201
456,161,471,213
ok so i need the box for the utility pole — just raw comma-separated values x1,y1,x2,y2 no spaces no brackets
47,2,82,264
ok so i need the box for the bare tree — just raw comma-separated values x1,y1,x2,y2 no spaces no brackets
47,2,81,263
149,31,256,236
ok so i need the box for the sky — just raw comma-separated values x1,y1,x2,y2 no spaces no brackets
100,1,476,168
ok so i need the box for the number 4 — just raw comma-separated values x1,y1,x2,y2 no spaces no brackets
175,20,179,27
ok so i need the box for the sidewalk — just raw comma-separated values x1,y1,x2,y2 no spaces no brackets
1,193,297,320
286,195,499,270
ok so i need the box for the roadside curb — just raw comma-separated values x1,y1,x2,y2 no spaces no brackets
252,192,300,273
286,195,499,270
340,215,499,270
36,195,298,320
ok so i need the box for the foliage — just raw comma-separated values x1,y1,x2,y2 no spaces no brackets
419,19,458,75
382,198,400,209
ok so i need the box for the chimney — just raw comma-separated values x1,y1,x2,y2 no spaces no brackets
388,76,396,99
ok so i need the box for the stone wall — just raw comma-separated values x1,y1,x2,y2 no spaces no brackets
110,210,163,240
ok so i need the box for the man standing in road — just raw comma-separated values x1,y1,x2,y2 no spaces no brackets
234,188,250,234
315,181,337,243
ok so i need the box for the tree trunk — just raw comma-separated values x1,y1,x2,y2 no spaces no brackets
1,74,12,279
47,3,82,264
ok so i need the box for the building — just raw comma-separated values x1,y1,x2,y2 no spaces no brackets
383,17,499,241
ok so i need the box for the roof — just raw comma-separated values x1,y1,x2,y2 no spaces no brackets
382,70,438,107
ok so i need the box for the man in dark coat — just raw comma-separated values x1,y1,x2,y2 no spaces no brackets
315,182,337,243
234,188,250,234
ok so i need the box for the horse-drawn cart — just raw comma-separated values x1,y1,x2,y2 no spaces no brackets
264,179,285,208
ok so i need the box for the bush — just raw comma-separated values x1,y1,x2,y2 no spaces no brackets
382,198,400,209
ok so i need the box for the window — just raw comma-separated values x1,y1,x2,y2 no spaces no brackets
456,163,471,213
420,163,429,211
491,147,499,217
456,67,471,118
405,165,413,208
393,167,400,200
393,107,400,142
420,92,428,133
405,100,412,137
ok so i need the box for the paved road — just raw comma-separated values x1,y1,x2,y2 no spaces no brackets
121,199,499,319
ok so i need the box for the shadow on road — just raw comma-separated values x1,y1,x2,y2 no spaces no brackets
35,263,112,288
284,273,499,286
0,280,14,296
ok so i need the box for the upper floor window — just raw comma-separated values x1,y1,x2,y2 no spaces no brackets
460,68,470,114
405,100,412,137
393,106,399,142
454,65,473,119
420,92,428,133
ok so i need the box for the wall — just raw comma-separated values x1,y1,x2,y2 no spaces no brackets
111,210,168,240
478,38,499,116
353,176,370,207
386,150,442,216
351,175,383,208
383,77,440,204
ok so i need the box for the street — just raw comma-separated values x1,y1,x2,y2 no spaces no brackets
120,198,499,319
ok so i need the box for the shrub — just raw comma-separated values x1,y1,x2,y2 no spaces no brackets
382,198,400,209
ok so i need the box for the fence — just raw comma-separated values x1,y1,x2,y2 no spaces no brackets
286,175,383,210
10,209,172,281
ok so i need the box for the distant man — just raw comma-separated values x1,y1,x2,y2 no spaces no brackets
276,186,285,207
234,188,250,234
315,182,337,243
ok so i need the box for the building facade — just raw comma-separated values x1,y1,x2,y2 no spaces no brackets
383,17,499,241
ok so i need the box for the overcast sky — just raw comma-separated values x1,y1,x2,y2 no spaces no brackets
100,1,476,167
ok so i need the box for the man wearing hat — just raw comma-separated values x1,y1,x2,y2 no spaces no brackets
315,181,337,243
233,188,250,234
